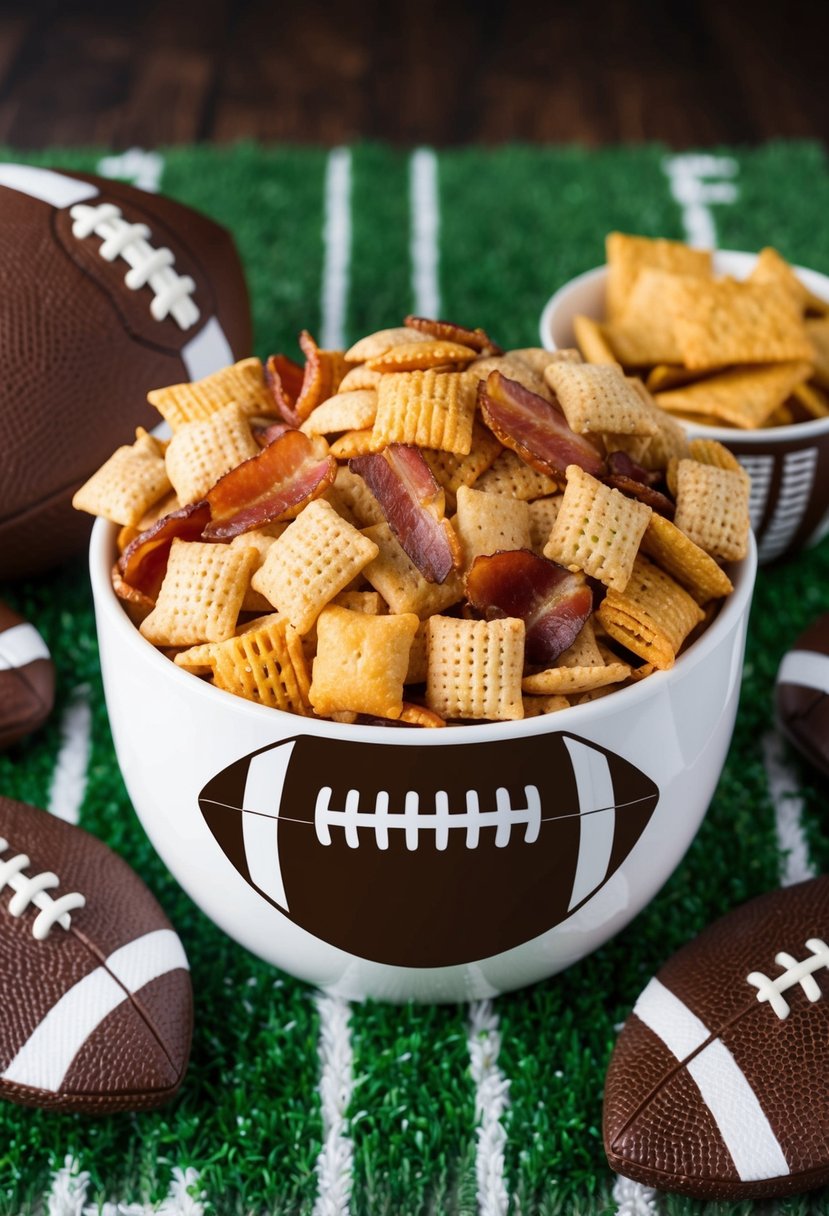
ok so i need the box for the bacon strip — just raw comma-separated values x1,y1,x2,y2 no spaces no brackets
203,429,336,540
118,500,212,602
265,354,305,426
605,451,675,518
350,444,461,583
466,550,593,666
404,315,502,356
479,371,606,480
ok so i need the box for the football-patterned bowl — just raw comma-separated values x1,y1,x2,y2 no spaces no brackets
89,517,756,1003
539,251,829,565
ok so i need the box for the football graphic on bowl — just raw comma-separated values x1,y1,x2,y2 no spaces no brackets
198,731,660,967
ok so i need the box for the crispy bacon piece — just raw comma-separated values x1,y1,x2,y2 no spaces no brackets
605,450,675,518
479,372,606,480
118,500,211,602
265,333,349,427
252,419,293,448
350,444,461,583
404,314,502,356
465,550,593,666
203,429,336,540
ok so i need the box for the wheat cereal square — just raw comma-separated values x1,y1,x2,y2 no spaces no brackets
361,522,464,617
147,357,272,430
528,496,563,553
73,430,171,526
543,464,651,591
324,465,386,528
426,616,525,721
422,422,502,496
310,605,419,719
475,450,561,499
140,538,258,646
372,370,476,455
164,401,259,505
250,499,379,635
546,362,659,437
672,460,751,561
454,485,531,569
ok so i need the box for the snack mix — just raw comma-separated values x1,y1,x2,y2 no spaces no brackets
75,308,750,727
577,233,829,429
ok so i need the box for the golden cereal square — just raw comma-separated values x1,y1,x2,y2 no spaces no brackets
309,605,418,719
372,370,476,455
361,522,464,618
528,496,562,553
422,422,502,496
426,616,525,721
673,460,751,561
211,616,311,714
164,401,259,504
251,499,379,635
324,465,386,528
543,465,651,591
626,377,691,468
605,233,713,321
640,512,733,604
475,450,561,500
466,355,552,400
72,431,171,526
597,554,705,670
147,358,272,430
140,538,258,646
545,362,658,437
454,485,531,569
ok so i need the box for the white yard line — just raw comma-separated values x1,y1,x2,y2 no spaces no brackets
611,1174,661,1216
409,148,441,317
662,153,739,249
45,1157,204,1216
47,684,92,825
468,999,511,1216
762,730,817,887
97,148,165,193
320,147,353,351
311,992,355,1216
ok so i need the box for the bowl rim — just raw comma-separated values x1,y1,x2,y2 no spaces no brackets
538,248,829,445
90,515,758,747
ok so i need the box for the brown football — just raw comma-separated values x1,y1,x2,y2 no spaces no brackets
604,876,829,1200
0,795,192,1113
776,614,829,778
0,600,55,748
0,163,251,580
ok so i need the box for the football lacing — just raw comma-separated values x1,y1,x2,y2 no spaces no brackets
68,201,200,330
746,938,829,1019
0,838,86,940
313,785,542,850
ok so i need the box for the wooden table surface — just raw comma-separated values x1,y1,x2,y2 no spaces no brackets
0,0,827,148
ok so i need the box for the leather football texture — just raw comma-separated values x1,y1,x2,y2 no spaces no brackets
604,876,829,1200
0,163,251,580
776,613,829,779
0,795,192,1113
0,600,55,748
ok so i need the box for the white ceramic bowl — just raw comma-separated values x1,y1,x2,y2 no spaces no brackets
90,517,757,1003
540,251,829,565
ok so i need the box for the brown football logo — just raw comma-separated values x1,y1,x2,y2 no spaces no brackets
198,732,660,967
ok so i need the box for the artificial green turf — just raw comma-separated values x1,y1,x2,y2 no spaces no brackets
1,141,829,1214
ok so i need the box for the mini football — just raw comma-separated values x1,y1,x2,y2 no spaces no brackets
604,876,829,1200
776,613,829,778
197,730,659,968
0,599,54,748
0,795,192,1112
0,163,252,580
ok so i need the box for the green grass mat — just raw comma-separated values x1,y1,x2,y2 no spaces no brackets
2,140,829,1215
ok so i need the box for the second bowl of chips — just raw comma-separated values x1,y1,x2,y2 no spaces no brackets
539,247,829,564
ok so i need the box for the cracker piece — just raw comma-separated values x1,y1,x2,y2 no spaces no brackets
361,522,464,617
329,428,382,459
404,620,429,684
324,465,386,528
338,365,383,392
148,358,271,430
210,615,311,713
426,616,525,722
475,450,560,500
640,512,733,604
597,554,705,670
332,590,386,614
573,315,619,364
251,499,379,634
72,430,171,526
366,340,478,373
422,421,502,496
528,495,562,553
605,232,713,322
466,355,551,400
310,605,418,720
655,361,813,429
606,268,686,365
172,642,218,676
687,438,744,475
454,485,531,569
372,370,476,455
805,318,829,388
399,703,446,728
546,362,659,437
669,277,815,369
300,390,378,436
672,460,750,561
792,380,829,419
164,401,259,504
521,694,570,717
645,365,705,392
229,529,283,612
345,327,432,362
627,377,691,468
543,465,651,591
749,247,809,312
140,539,258,646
